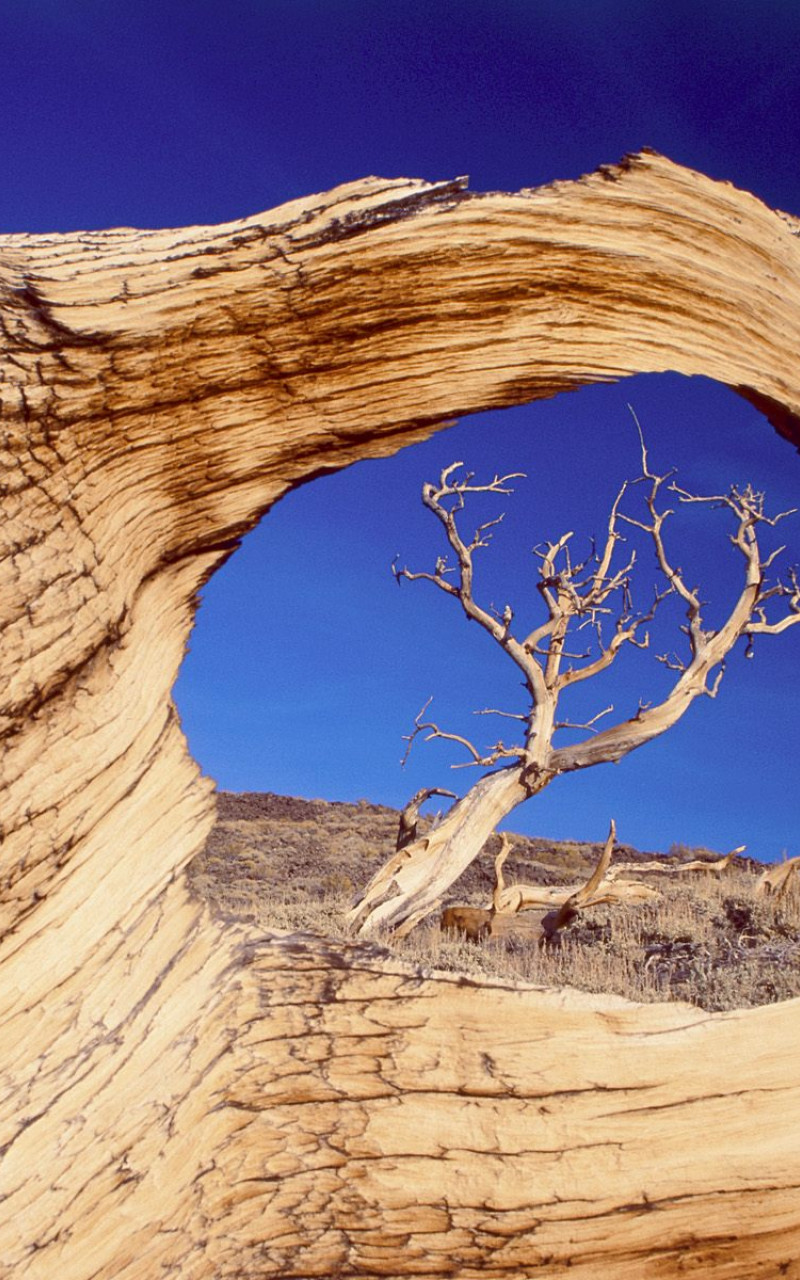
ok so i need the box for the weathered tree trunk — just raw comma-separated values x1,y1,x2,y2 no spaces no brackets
350,764,533,935
3,152,800,1277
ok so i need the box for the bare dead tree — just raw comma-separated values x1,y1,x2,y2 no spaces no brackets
348,448,800,938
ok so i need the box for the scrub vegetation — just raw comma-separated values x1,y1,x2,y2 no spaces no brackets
189,791,800,1012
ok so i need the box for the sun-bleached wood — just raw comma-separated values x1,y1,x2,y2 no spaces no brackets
3,151,800,1278
491,821,660,917
756,854,800,898
396,785,458,851
440,821,656,944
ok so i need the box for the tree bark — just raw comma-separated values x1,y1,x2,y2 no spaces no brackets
3,151,800,1277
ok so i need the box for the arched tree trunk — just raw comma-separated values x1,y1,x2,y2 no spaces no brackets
3,152,800,1278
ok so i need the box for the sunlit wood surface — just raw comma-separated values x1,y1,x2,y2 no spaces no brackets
2,151,800,1278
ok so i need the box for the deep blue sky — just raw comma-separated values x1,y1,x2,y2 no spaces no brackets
4,2,800,859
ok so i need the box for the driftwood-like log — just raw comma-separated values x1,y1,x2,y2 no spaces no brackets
441,822,634,944
491,822,660,915
3,152,800,1278
608,846,746,880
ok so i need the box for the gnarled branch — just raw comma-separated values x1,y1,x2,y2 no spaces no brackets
396,786,458,851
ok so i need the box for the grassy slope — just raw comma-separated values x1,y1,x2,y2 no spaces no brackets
188,791,800,1011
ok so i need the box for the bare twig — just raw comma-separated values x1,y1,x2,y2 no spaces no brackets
555,705,614,734
401,698,524,770
474,707,528,722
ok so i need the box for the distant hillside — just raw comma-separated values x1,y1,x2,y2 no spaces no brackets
190,789,669,909
187,791,800,1012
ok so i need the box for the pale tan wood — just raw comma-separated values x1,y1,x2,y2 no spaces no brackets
441,822,659,945
3,151,800,1277
757,854,800,897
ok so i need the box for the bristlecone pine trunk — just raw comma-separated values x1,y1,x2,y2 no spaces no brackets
3,153,800,1279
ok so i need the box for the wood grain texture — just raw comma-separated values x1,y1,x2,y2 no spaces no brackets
2,151,800,1277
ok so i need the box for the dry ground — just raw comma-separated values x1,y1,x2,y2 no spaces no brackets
187,791,800,1011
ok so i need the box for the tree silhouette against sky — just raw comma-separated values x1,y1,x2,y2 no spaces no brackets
350,429,800,936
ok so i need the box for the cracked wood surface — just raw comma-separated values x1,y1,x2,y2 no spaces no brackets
2,150,800,1276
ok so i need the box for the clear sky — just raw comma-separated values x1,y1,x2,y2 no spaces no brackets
4,1,800,859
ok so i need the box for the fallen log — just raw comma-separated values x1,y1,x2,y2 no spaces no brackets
3,151,800,1278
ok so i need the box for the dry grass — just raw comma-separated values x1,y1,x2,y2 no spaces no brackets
187,791,800,1011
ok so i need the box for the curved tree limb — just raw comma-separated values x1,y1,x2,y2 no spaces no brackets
396,786,458,850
